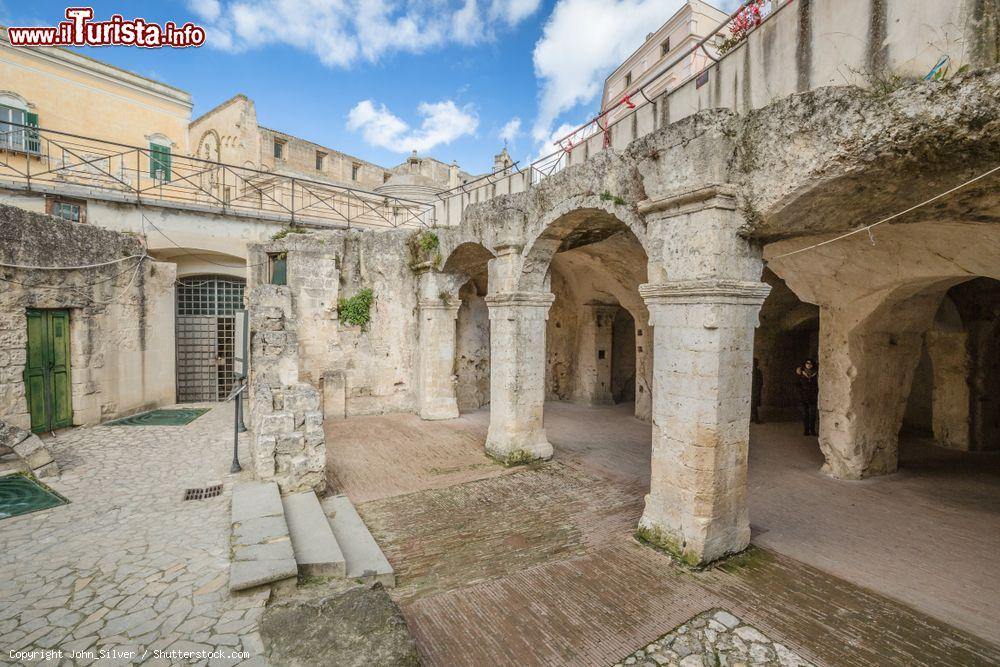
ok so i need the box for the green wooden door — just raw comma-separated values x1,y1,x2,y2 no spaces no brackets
24,309,73,433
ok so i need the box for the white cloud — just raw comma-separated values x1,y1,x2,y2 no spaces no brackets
498,117,521,143
531,0,686,142
191,0,541,67
347,99,479,153
187,0,221,22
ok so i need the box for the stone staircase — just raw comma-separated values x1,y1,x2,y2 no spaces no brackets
229,481,394,593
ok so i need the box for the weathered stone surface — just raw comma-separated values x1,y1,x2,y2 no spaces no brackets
260,583,418,667
614,609,815,667
0,205,176,429
1,418,58,477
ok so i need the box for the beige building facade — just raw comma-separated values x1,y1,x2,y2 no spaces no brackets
600,0,728,122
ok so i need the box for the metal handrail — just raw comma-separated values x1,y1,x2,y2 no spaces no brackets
0,121,436,230
524,0,791,184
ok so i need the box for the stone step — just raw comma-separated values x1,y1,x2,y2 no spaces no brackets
321,495,395,588
282,491,347,577
229,481,298,592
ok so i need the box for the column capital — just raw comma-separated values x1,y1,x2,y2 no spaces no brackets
637,184,737,219
484,291,556,309
418,299,461,316
640,279,771,306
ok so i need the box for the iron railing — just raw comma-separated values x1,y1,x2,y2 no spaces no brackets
0,123,435,230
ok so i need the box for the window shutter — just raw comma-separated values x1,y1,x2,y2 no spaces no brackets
24,112,39,153
149,143,171,182
163,146,171,182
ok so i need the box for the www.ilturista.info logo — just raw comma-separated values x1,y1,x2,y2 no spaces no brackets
6,7,206,48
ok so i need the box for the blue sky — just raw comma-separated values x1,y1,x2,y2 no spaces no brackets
2,0,737,173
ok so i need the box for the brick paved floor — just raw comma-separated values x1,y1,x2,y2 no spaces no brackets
328,401,1000,666
0,404,267,667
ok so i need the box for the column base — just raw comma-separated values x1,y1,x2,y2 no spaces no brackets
419,398,460,421
485,432,553,466
637,501,750,567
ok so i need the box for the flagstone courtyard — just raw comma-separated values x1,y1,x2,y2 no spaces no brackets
327,402,1000,666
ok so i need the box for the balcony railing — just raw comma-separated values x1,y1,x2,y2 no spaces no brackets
0,123,435,230
525,0,790,186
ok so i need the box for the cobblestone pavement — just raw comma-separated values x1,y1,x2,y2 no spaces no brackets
613,609,814,667
0,404,267,667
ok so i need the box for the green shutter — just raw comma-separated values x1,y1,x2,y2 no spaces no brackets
149,143,171,182
24,112,39,153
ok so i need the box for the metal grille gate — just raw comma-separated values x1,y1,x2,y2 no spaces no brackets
175,276,245,402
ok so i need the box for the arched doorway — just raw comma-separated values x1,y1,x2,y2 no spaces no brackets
175,275,246,401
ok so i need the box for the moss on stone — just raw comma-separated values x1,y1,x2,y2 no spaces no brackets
714,545,769,573
635,525,701,568
490,449,540,467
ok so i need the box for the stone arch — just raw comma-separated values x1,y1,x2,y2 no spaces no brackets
518,197,650,293
441,241,495,277
0,91,30,110
438,241,495,414
196,129,221,162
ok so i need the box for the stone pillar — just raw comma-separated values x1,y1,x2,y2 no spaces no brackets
485,291,556,463
417,298,461,420
575,303,618,405
635,183,769,565
817,304,931,480
638,280,770,565
926,330,970,449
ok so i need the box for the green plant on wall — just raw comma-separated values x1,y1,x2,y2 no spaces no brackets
412,230,442,267
417,231,439,254
338,288,374,327
271,225,306,241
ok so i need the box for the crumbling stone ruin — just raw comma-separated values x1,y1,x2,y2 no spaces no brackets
246,66,999,566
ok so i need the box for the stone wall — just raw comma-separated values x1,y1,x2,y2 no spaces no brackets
0,204,176,430
246,285,325,493
248,228,420,420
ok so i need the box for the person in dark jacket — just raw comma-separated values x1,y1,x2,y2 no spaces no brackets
751,358,764,424
795,359,819,436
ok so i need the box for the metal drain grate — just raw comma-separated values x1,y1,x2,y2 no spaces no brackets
182,484,223,501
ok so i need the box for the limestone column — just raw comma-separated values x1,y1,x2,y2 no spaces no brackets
926,330,970,449
575,303,618,405
485,291,555,463
817,303,933,479
417,298,461,420
639,280,770,565
635,183,769,565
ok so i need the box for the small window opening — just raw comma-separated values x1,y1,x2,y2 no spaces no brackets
269,253,287,285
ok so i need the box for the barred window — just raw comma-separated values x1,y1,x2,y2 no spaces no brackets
176,276,246,316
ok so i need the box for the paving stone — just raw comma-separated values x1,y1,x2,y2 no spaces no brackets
0,406,268,663
617,610,815,667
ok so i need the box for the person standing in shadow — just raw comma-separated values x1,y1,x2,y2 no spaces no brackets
751,358,764,424
795,359,819,436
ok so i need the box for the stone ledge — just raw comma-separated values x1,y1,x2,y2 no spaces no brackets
640,280,772,306
637,184,738,218
484,291,556,309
